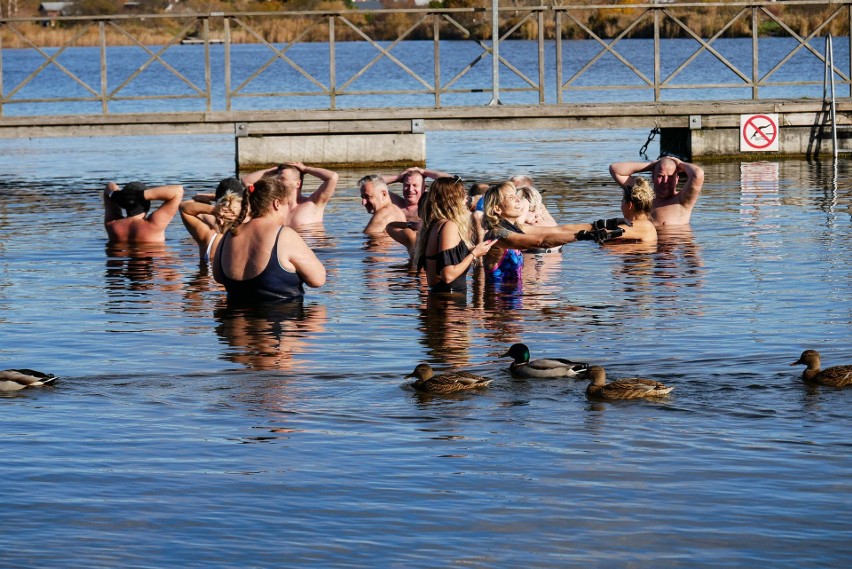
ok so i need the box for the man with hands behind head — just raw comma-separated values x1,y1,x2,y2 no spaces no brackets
609,155,704,227
103,181,184,243
242,162,338,229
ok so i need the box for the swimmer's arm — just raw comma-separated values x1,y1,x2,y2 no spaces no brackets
675,159,705,209
521,222,591,248
179,200,215,245
299,164,338,206
145,185,184,228
284,229,327,288
103,182,124,223
609,161,654,190
241,167,277,187
385,221,416,250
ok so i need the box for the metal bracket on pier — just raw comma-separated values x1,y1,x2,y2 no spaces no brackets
235,123,249,137
411,119,424,134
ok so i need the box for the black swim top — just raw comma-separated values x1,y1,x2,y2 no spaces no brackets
216,227,305,303
420,222,472,294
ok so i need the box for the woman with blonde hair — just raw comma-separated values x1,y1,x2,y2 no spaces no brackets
480,181,592,285
412,176,495,294
213,176,326,304
614,177,657,243
179,178,245,264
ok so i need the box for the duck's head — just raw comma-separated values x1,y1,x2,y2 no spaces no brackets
405,363,434,381
791,350,820,369
501,343,530,363
587,365,607,386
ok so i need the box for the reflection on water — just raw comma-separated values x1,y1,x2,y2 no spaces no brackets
104,243,183,297
1,131,851,567
214,301,328,371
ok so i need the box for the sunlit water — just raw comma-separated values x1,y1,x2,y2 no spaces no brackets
1,123,851,567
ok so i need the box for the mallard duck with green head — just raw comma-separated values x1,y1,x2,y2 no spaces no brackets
405,364,493,394
501,343,590,379
790,350,852,387
585,366,673,400
0,369,59,392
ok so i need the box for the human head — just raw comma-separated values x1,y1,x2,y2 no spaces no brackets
230,175,285,234
275,164,303,197
110,181,151,217
215,177,244,201
401,171,425,207
652,157,679,198
482,181,521,229
516,185,544,216
467,182,489,212
359,175,390,214
213,191,243,229
413,176,473,269
510,174,535,189
421,176,468,227
621,177,654,218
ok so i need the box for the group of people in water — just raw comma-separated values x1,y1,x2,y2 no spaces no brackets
102,154,705,303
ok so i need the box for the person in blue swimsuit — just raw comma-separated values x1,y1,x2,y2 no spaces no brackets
411,176,496,294
480,181,594,288
213,176,326,304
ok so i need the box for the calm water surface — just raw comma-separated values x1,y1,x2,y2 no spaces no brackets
1,130,850,567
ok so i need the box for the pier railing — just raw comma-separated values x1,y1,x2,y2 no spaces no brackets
0,1,849,117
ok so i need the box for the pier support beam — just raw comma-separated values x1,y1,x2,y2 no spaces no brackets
236,133,426,171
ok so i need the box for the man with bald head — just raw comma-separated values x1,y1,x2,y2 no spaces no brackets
609,155,704,227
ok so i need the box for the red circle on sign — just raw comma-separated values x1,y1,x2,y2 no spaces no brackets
742,115,778,149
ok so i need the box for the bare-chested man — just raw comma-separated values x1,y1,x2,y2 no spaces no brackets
359,175,406,235
609,156,704,227
382,166,449,222
242,162,338,229
103,181,184,243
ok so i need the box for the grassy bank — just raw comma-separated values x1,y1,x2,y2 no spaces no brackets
0,1,846,48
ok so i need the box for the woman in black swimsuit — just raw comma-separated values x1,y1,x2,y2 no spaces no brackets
412,176,496,294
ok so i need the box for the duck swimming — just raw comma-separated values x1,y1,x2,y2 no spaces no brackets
0,369,59,392
790,350,852,387
501,343,590,379
405,364,493,394
585,366,673,400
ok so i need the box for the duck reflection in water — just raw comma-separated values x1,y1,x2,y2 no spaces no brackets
214,301,327,371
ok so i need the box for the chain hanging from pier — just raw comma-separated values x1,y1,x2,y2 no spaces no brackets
639,127,660,160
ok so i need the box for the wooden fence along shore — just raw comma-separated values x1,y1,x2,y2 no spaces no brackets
0,1,848,163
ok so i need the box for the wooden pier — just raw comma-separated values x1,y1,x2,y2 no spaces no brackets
1,3,849,165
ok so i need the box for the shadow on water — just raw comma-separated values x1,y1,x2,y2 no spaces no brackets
213,300,328,372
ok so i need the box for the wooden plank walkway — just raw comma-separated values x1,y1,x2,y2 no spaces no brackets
0,99,843,139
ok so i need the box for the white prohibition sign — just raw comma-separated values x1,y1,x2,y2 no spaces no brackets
740,114,779,151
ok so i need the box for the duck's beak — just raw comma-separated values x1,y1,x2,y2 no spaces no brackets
500,350,510,357
790,359,802,366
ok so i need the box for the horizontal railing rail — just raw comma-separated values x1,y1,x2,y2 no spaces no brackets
0,2,849,118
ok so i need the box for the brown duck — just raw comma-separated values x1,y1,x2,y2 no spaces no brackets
405,364,493,394
790,350,852,387
585,365,673,400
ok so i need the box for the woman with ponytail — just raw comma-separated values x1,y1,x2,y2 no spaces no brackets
213,176,326,304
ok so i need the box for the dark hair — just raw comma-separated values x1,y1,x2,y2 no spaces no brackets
215,177,244,201
229,175,285,235
110,181,151,217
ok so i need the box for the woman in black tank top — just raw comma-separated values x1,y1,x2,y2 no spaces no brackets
213,176,326,304
412,176,496,294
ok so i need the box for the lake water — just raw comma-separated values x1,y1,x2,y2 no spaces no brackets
1,127,850,568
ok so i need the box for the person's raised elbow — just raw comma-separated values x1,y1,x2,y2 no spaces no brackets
304,266,327,289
